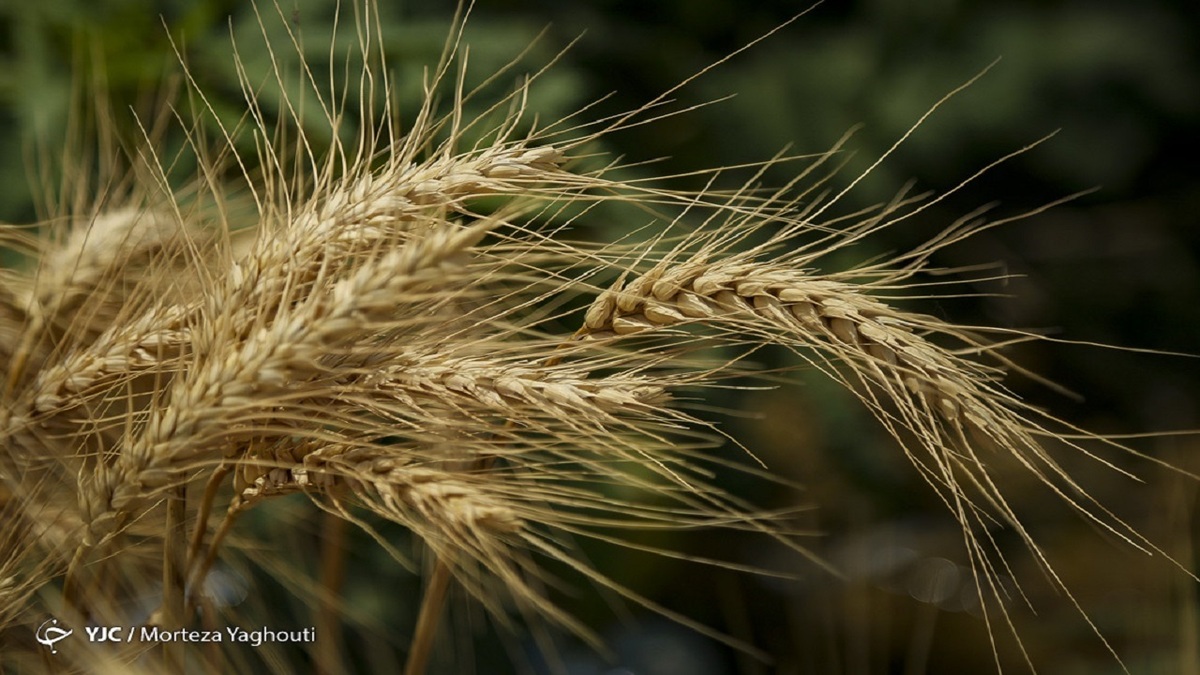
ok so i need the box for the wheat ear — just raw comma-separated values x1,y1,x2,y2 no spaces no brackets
21,143,565,422
582,257,1152,528
4,4,1191,673
78,221,494,547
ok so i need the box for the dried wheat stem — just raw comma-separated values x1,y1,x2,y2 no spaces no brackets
0,279,28,372
315,511,348,675
183,442,339,608
161,484,186,670
184,464,232,584
404,560,453,675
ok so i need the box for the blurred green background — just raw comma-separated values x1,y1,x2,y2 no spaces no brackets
3,1,1199,673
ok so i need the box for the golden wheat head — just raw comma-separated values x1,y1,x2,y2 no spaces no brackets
0,3,1194,674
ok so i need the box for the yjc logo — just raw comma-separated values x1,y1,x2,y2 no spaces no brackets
85,626,123,642
35,618,73,654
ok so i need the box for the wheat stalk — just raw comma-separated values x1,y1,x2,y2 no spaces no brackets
581,253,1158,567
78,221,497,546
0,3,1192,674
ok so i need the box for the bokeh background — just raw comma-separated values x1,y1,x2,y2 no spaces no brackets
3,1,1199,673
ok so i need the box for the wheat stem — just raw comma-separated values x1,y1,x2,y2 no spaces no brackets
161,484,186,670
404,559,454,675
185,464,232,595
315,511,348,675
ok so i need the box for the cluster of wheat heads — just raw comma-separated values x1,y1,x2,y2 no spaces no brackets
0,4,1194,674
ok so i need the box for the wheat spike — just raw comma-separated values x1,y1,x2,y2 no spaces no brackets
79,221,495,546
0,3,1190,673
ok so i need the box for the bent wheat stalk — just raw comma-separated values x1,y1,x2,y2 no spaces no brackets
0,3,1192,674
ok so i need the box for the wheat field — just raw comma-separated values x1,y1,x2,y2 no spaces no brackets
1,2,1198,674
